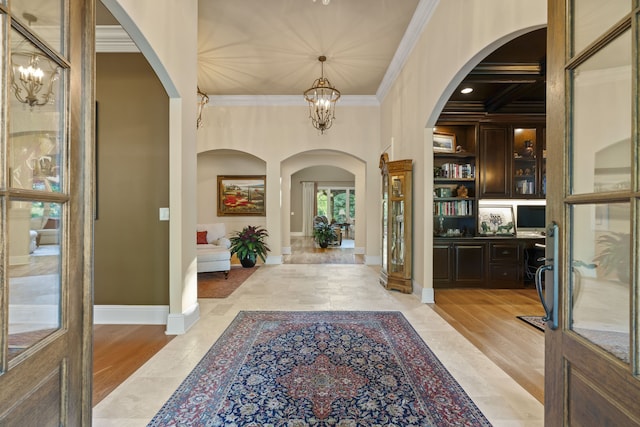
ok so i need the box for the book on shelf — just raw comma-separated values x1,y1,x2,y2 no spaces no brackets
436,163,475,179
433,199,474,216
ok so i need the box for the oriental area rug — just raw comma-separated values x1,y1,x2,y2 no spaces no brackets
148,311,491,426
197,266,258,298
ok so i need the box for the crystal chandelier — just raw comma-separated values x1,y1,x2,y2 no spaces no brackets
11,51,60,108
197,86,209,129
312,0,331,4
303,56,340,134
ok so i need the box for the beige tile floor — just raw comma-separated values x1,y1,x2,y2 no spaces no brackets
92,264,544,426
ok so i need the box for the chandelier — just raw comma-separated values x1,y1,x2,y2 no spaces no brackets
10,13,60,108
312,0,331,4
197,86,209,129
303,56,340,134
11,51,60,108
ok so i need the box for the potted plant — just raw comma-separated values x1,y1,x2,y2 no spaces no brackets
313,222,336,249
229,225,270,268
593,232,630,284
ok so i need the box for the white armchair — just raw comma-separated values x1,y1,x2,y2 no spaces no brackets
196,223,231,277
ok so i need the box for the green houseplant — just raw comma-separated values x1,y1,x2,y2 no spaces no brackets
313,222,336,249
229,225,270,268
593,232,630,284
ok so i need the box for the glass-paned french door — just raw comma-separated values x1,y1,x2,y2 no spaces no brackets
0,0,92,424
545,0,640,424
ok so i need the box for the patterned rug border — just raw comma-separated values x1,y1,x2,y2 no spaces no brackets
517,315,545,332
149,310,491,426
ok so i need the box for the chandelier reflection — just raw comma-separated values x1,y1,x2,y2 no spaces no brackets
11,51,60,108
303,56,340,135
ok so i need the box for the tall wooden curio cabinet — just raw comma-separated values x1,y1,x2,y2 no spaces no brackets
379,154,413,293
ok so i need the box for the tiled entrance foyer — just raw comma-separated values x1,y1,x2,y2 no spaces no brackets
92,264,543,426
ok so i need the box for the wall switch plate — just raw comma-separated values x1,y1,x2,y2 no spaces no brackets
159,207,170,221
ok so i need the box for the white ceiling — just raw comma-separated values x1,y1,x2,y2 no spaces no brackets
94,0,434,100
196,0,421,97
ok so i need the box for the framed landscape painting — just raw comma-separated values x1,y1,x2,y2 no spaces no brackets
433,132,456,153
217,175,266,216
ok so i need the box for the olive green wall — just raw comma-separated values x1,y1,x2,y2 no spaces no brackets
94,53,170,305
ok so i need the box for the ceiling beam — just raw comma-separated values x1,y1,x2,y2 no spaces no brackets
485,79,546,113
469,62,543,75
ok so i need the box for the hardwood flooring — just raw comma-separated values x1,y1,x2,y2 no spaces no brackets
92,237,545,406
93,325,174,405
429,288,545,403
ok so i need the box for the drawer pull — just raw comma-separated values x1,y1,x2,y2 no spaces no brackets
501,250,510,255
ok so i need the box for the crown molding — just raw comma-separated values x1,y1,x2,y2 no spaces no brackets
208,95,379,107
96,25,139,53
376,0,438,102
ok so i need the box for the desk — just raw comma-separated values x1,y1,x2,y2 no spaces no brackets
433,236,545,288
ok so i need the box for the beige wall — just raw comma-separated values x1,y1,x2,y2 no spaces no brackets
198,104,379,261
197,150,267,234
380,0,546,300
95,53,169,305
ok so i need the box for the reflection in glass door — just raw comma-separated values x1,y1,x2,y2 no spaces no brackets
569,28,631,364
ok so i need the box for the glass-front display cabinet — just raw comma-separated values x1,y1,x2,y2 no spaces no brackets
379,154,413,293
513,126,546,197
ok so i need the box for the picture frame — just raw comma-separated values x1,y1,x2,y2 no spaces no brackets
217,175,266,216
433,132,456,153
477,205,516,236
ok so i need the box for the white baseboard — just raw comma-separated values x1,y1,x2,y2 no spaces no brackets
421,287,435,303
166,302,200,335
266,255,283,264
290,231,304,236
94,305,170,325
364,255,382,265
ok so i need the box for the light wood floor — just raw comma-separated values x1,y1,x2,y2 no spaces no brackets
93,237,545,406
93,325,174,406
430,288,545,403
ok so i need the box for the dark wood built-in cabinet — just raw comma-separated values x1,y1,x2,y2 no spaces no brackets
433,237,543,288
434,120,545,288
479,123,546,199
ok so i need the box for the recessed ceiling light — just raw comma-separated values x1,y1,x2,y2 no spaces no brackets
460,87,473,94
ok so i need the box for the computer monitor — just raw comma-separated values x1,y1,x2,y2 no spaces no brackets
516,205,546,234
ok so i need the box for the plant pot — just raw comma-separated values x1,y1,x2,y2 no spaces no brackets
240,257,256,268
319,241,329,249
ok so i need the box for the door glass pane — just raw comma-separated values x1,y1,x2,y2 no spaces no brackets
571,30,631,195
11,2,65,54
570,203,630,364
382,175,388,272
8,201,62,361
572,0,629,54
390,174,405,273
9,29,65,192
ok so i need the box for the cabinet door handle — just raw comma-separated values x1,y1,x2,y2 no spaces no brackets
501,250,510,255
